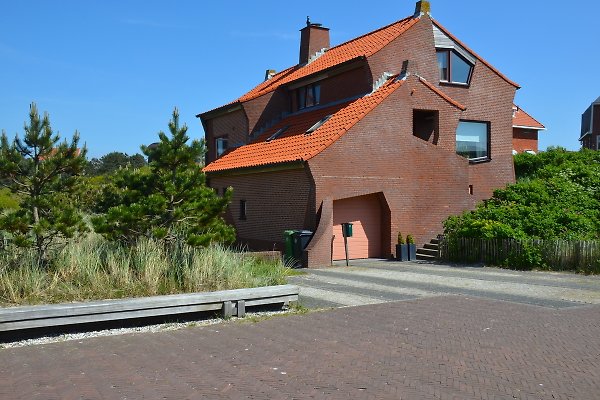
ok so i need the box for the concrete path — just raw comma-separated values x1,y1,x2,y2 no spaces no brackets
289,259,600,309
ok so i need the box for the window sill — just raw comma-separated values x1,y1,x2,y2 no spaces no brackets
468,157,491,164
440,81,470,88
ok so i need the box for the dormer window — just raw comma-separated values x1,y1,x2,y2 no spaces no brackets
298,83,321,110
436,49,473,85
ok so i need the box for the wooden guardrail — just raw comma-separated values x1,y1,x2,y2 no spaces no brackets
0,285,299,333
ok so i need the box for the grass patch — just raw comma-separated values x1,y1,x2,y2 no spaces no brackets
0,234,290,307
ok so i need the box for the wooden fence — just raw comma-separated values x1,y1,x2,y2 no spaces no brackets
439,237,600,273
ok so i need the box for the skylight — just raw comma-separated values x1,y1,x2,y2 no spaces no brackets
305,115,332,134
266,126,289,142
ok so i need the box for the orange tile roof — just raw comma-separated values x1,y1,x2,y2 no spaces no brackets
431,20,520,89
235,17,419,103
203,75,466,173
513,105,545,129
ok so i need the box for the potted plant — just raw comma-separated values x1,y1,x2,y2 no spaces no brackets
396,232,409,261
406,234,417,261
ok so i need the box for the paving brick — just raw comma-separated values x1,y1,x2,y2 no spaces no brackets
1,296,599,399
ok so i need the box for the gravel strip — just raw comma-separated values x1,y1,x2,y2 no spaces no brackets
0,309,292,349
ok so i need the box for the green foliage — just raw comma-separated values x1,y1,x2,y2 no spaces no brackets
0,103,87,264
444,148,600,241
93,108,235,246
406,234,415,244
86,151,146,176
397,232,404,244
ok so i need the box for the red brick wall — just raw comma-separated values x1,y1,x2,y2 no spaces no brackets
318,66,372,104
368,17,438,84
300,26,330,64
203,109,248,164
245,88,289,135
308,76,472,264
437,57,517,201
512,128,539,153
208,167,315,249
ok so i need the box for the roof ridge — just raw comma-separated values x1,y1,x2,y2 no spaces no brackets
325,15,415,53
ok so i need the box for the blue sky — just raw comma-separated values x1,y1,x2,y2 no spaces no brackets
0,1,598,158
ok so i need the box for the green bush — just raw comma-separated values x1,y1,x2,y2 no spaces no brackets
502,242,546,271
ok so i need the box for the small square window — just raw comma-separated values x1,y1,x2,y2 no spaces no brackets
413,110,439,144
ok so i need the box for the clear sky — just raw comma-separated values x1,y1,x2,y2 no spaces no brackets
1,0,598,158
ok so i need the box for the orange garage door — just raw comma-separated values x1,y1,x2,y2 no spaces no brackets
333,194,382,260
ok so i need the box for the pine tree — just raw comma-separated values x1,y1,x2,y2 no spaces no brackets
93,108,235,246
0,103,87,264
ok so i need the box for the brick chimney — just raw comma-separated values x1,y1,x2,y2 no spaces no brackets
414,0,431,17
299,17,330,65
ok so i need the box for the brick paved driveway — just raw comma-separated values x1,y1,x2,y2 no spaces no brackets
2,295,599,399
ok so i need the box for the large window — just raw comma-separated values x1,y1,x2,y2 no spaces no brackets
437,49,473,85
456,121,490,161
297,83,321,110
215,137,228,157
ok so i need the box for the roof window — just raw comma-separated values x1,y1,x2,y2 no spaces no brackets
305,115,332,134
266,126,289,142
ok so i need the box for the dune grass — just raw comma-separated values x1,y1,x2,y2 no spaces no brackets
0,235,290,307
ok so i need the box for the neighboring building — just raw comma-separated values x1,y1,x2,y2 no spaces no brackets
512,105,545,154
198,1,526,267
579,97,600,150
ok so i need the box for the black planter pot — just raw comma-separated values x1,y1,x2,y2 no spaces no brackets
396,244,409,261
407,244,417,261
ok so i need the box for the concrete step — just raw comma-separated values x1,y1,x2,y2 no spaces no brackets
416,253,436,261
430,238,440,245
416,248,438,257
423,243,438,250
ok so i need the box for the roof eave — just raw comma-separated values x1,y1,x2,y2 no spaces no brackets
513,124,546,131
203,160,305,176
197,102,242,120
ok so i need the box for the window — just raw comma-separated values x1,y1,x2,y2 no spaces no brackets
239,200,247,220
297,83,321,110
305,115,332,134
437,49,473,85
456,121,490,161
266,126,289,142
215,137,228,157
413,110,439,144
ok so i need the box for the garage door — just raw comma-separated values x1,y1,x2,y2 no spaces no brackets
333,194,382,260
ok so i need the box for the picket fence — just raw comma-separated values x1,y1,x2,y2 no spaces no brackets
438,237,600,273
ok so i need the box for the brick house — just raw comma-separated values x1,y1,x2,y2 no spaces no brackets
579,97,600,150
512,105,545,154
198,1,531,267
